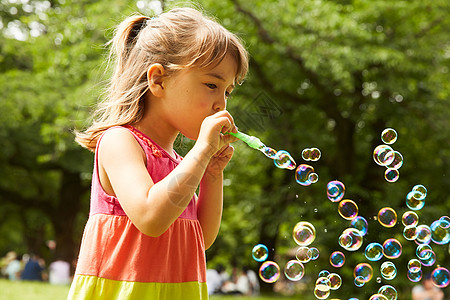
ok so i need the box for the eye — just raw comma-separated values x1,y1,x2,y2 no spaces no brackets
205,83,217,90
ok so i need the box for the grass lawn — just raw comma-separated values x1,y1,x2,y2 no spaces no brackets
0,279,298,300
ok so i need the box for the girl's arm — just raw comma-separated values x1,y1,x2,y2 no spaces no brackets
98,111,236,238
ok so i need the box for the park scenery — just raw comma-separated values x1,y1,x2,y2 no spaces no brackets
1,0,449,299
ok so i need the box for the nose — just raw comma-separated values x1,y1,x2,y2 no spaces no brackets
213,95,227,112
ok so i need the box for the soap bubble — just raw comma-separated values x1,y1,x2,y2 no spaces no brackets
408,259,421,273
407,269,423,282
302,147,321,161
327,180,345,202
431,267,450,288
378,207,397,228
402,211,419,227
381,128,398,144
330,251,345,268
384,168,399,182
376,277,382,283
295,164,315,186
314,277,331,299
339,232,353,248
318,270,330,278
327,273,342,290
373,145,395,166
262,146,277,159
382,239,402,259
259,261,280,283
420,249,436,267
440,216,450,228
309,172,319,184
308,247,320,260
403,225,418,240
340,228,363,251
412,184,427,200
430,219,450,245
354,263,374,283
252,244,269,262
338,199,359,220
293,221,316,246
350,216,369,236
354,275,365,287
378,284,398,300
369,294,389,300
416,244,433,260
365,242,384,261
274,150,296,170
284,260,305,281
416,225,432,244
406,191,425,211
386,151,403,170
380,261,397,280
296,246,311,263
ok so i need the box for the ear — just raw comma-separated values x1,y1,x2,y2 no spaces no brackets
147,63,166,98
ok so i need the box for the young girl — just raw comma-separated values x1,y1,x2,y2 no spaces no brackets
68,7,248,300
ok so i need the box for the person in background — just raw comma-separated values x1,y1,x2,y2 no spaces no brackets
49,258,71,285
4,252,21,280
412,273,444,300
21,253,45,281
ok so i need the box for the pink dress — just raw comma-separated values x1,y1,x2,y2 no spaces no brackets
68,126,208,299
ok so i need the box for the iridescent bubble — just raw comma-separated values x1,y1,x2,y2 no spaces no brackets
252,244,269,262
330,251,345,268
412,184,427,200
365,242,384,261
384,168,399,183
314,277,331,299
274,150,296,170
402,211,419,227
408,259,421,273
420,250,436,267
296,246,311,263
354,263,374,283
259,261,280,283
369,294,389,300
416,244,433,260
406,191,425,211
386,151,403,170
318,270,330,278
378,207,397,228
340,228,363,251
338,232,353,248
327,180,345,202
327,273,342,290
293,221,316,246
284,260,305,281
262,146,277,159
381,128,398,145
350,216,369,236
309,172,319,184
354,275,365,287
302,147,321,161
308,247,320,260
382,239,402,259
378,284,398,300
431,267,450,288
377,277,382,283
373,145,395,166
295,164,315,186
440,216,450,228
380,261,397,280
430,219,450,245
403,225,418,241
338,199,359,220
415,225,432,244
407,269,423,282
302,148,312,161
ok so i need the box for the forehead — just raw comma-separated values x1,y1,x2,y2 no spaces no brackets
197,53,238,82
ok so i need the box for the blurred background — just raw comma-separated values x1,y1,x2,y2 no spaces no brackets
0,0,449,299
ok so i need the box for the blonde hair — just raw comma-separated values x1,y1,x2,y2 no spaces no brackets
76,7,249,151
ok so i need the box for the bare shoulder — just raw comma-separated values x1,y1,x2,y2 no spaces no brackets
98,127,146,164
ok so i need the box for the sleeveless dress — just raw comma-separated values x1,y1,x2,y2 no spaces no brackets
68,126,208,299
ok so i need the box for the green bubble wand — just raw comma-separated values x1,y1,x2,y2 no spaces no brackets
227,131,266,151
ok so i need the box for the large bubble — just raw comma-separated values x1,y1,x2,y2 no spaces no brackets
274,150,296,170
406,191,425,211
338,199,359,220
329,251,345,268
340,228,363,251
327,180,345,202
350,216,369,236
302,147,321,161
295,164,317,186
259,261,280,283
314,277,331,299
373,145,395,166
354,263,374,283
378,285,398,300
386,151,403,170
382,238,402,259
384,168,399,183
430,219,450,245
293,221,316,246
365,242,384,261
252,244,269,262
431,267,450,288
380,261,397,280
327,273,342,290
415,225,432,244
378,207,398,228
402,211,419,227
284,260,305,281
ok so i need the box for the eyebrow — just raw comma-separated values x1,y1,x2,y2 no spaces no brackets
206,72,235,89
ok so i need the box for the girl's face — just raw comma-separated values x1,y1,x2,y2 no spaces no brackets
161,53,238,140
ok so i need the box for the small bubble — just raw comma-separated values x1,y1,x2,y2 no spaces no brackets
381,128,398,144
259,261,280,283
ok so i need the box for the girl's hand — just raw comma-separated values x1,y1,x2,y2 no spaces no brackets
205,144,235,177
196,110,238,156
